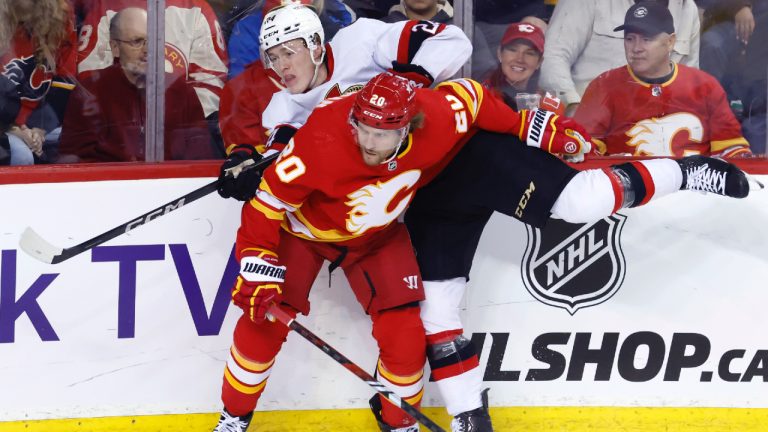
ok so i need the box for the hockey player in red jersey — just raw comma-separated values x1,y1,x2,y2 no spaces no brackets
213,71,752,432
212,71,594,432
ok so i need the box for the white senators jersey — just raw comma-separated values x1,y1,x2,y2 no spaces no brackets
261,18,472,134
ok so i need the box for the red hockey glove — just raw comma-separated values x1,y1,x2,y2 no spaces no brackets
232,253,286,323
518,109,593,162
388,61,434,88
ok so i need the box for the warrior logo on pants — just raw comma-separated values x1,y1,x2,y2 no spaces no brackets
521,214,627,314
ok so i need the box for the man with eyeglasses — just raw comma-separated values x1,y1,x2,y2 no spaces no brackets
58,7,216,162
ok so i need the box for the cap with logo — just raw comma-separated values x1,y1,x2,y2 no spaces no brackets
614,1,675,36
500,22,545,53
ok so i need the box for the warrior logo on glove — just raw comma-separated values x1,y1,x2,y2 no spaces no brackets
519,109,593,162
232,252,286,323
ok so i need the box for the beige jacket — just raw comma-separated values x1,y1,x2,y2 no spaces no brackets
540,0,700,106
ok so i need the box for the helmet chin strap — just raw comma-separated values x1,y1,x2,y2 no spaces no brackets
306,41,326,92
381,127,409,164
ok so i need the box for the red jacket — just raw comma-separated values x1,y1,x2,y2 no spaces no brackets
218,60,283,154
59,63,216,162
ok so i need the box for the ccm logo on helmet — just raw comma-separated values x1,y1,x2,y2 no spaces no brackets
363,110,383,120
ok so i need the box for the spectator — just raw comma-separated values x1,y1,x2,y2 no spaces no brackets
225,0,354,79
472,1,554,79
740,7,768,154
381,0,453,23
0,0,76,165
697,0,768,103
575,1,751,158
541,0,700,116
58,7,216,162
75,0,228,120
483,22,565,114
345,0,397,19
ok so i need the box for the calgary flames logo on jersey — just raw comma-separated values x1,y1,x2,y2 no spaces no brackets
2,56,53,101
345,170,421,235
626,113,704,156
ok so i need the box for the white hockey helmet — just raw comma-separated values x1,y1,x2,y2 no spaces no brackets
259,4,325,65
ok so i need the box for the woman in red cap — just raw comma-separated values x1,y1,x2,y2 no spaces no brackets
483,22,564,114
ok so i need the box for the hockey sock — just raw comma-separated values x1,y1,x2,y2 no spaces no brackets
221,312,291,415
372,306,426,428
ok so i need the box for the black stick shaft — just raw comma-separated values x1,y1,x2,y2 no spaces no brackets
50,153,278,264
268,305,445,432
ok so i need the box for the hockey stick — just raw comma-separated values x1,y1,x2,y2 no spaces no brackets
19,153,279,264
267,304,446,432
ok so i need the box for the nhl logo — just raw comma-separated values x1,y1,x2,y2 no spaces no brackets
521,214,627,314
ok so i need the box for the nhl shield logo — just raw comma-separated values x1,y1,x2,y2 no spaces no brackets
521,214,627,314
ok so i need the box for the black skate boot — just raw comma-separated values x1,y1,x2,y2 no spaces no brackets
369,394,420,431
212,408,253,432
450,388,493,432
677,155,749,198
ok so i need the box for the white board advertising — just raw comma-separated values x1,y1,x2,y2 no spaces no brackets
0,174,766,421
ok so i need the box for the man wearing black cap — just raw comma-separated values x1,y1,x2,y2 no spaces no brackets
575,1,752,158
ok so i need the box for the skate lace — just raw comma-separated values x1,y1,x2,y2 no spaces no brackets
450,416,468,432
214,411,249,432
685,164,726,194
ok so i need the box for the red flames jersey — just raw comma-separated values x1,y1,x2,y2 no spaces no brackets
235,79,526,258
575,64,751,158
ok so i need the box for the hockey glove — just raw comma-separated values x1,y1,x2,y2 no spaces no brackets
232,253,286,323
217,144,264,201
518,109,593,163
388,61,434,88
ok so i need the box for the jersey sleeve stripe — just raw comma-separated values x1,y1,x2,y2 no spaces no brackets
710,137,750,153
396,20,447,64
439,80,482,122
249,198,285,220
260,179,302,209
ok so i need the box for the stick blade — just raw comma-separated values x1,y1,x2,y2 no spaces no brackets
19,227,63,264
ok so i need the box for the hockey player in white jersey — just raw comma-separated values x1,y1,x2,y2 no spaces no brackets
216,3,472,201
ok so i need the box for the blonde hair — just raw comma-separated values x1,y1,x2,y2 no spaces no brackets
0,0,71,70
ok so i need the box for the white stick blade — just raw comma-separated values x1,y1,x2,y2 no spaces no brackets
19,227,63,264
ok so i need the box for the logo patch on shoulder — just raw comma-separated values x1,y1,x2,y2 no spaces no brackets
521,214,627,314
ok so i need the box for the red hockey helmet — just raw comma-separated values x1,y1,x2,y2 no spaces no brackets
351,72,416,130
